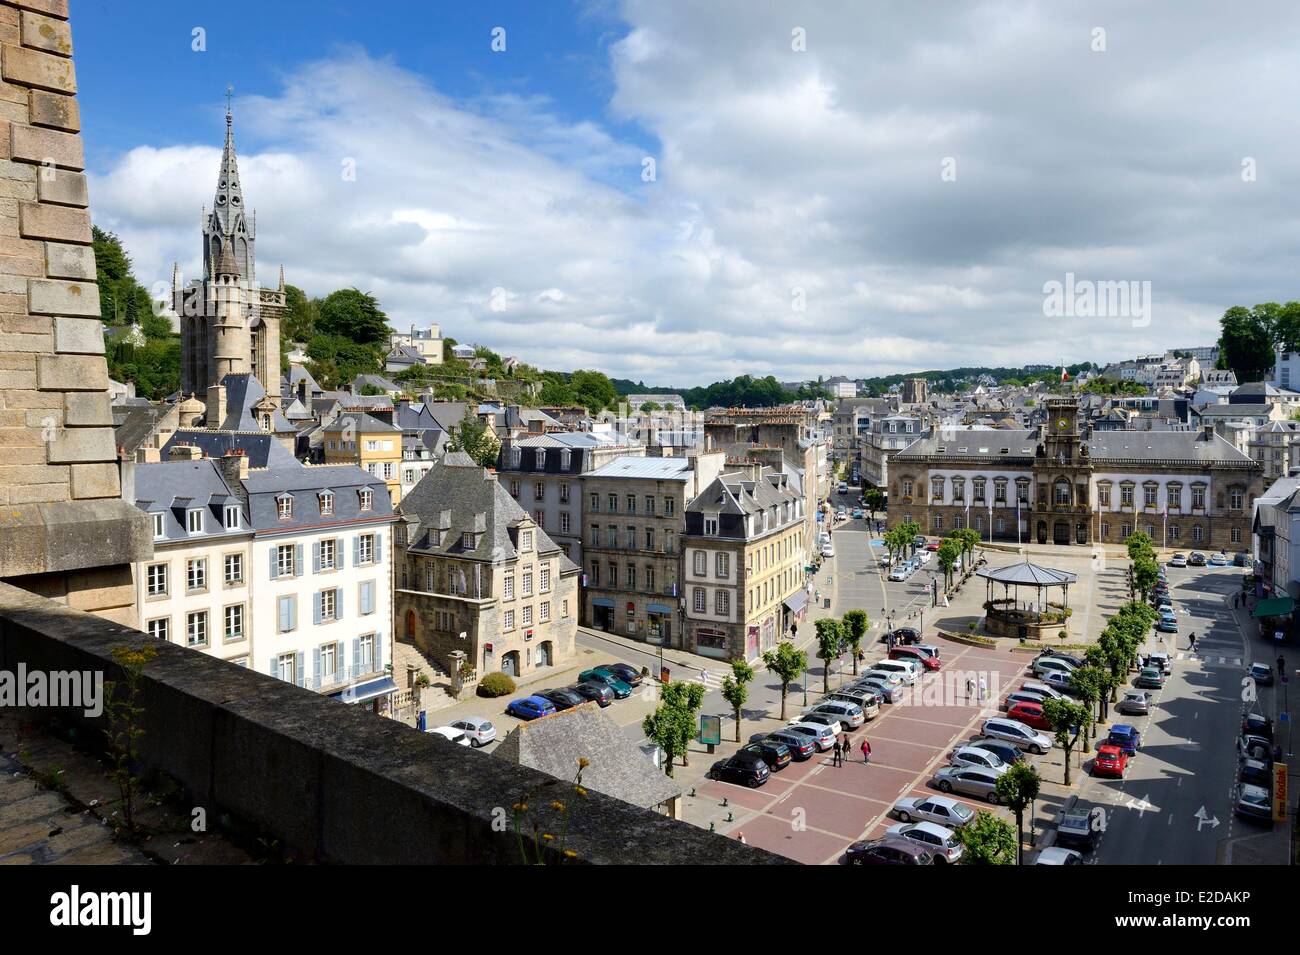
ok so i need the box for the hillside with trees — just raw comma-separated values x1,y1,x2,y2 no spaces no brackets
93,226,179,399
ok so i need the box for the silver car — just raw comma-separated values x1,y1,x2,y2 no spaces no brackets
1117,691,1150,716
982,717,1052,754
786,721,837,751
891,795,976,828
855,677,906,704
931,764,1007,803
950,745,1006,771
886,821,964,864
447,717,496,747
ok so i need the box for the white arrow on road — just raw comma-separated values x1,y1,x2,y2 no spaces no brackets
1126,794,1153,817
1194,806,1220,831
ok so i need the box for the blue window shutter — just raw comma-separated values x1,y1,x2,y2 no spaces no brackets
294,651,304,686
352,638,360,670
269,548,278,580
268,655,277,677
374,636,384,671
375,531,383,564
338,536,347,570
362,581,373,615
352,536,360,566
295,543,304,577
336,588,344,619
312,541,321,573
278,598,288,632
313,592,322,625
313,648,321,683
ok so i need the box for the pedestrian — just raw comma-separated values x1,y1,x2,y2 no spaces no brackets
832,738,843,767
861,737,871,764
736,831,746,845
841,732,851,756
978,676,987,702
1188,631,1196,651
965,676,975,702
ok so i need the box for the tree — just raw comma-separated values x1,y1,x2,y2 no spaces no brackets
954,810,1018,865
814,618,845,694
1069,666,1105,751
449,407,501,469
841,610,869,675
92,226,179,398
953,527,982,572
666,680,706,767
641,680,705,776
762,641,808,721
317,288,390,345
995,762,1041,864
1132,556,1159,602
937,539,961,590
569,370,618,414
720,660,755,742
281,284,319,343
1042,696,1090,786
864,488,885,516
1217,304,1276,383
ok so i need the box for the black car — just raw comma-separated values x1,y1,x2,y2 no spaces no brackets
537,687,586,711
966,738,1026,767
762,730,815,760
885,627,921,645
1239,758,1272,789
1243,713,1274,740
709,752,770,788
1055,810,1099,852
570,682,614,707
844,836,934,865
601,663,643,687
741,740,792,771
1238,733,1273,763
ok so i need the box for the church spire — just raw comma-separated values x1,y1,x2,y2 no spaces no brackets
202,86,255,284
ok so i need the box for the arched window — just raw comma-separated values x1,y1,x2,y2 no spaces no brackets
1054,479,1071,505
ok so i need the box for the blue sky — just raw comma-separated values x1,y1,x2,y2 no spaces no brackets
74,1,1300,385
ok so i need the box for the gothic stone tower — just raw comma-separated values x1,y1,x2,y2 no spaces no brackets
175,108,285,409
1033,395,1094,545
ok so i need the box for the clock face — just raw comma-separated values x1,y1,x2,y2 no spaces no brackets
1057,418,1069,431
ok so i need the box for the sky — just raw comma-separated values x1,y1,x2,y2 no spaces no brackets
74,0,1300,386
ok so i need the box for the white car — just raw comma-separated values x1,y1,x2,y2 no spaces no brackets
802,700,866,729
879,554,893,567
886,821,964,864
869,659,921,685
888,565,909,581
859,669,905,689
917,550,932,565
786,721,837,752
982,717,1052,755
950,745,1006,771
1034,847,1083,865
1019,680,1065,701
447,717,496,747
426,726,472,746
822,541,835,558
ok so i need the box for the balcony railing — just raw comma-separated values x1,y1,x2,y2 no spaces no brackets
301,663,383,693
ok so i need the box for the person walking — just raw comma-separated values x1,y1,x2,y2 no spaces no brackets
978,676,987,702
1188,631,1197,651
841,732,851,757
832,738,843,767
965,676,975,702
861,737,871,764
736,831,746,845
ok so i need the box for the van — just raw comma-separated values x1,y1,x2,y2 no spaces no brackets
982,717,1052,755
838,482,848,494
870,659,922,685
824,689,881,720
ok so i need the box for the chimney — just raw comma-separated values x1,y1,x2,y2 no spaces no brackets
206,384,227,428
218,448,250,483
169,443,201,461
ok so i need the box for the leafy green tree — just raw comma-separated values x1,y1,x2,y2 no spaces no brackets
955,810,1018,865
762,641,808,721
281,283,319,342
814,618,845,694
864,488,885,516
841,610,869,675
720,660,755,742
92,226,179,398
317,288,390,345
1217,304,1276,382
1132,556,1159,602
938,539,961,589
448,407,501,469
641,681,706,776
995,762,1041,864
1042,697,1090,786
953,527,982,571
569,369,618,414
1069,666,1105,751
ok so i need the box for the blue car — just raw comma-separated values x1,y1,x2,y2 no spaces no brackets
1107,724,1141,756
506,696,557,721
1156,617,1177,633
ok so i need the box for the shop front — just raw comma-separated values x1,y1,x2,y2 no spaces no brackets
745,625,760,659
646,603,674,646
694,626,730,660
591,597,615,631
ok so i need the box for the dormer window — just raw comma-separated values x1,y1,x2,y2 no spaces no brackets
319,491,335,516
223,505,240,529
359,489,373,512
152,512,165,539
520,530,533,552
535,449,545,469
186,508,204,534
560,450,571,471
276,494,293,520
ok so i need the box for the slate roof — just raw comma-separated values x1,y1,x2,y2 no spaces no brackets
321,411,401,434
978,561,1078,587
161,429,299,468
241,463,393,534
1197,402,1275,418
351,373,402,394
1086,431,1255,465
584,456,695,481
492,705,681,810
217,374,295,433
282,364,324,404
132,460,249,542
398,453,574,570
113,401,171,457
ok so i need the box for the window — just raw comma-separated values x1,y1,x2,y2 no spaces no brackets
509,479,520,498
973,478,986,503
319,491,334,516
933,514,943,531
645,495,656,515
646,566,655,591
520,530,533,552
1168,485,1181,509
1100,522,1110,539
358,534,374,565
562,599,570,619
276,544,295,578
523,571,533,597
932,478,944,502
533,509,545,528
1121,522,1132,538
608,493,618,512
1232,526,1242,543
224,553,243,585
187,508,203,534
1169,525,1179,540
320,588,337,622
186,611,208,647
994,481,1007,504
504,609,515,631
560,512,571,534
903,480,915,498
224,505,240,529
694,551,707,576
533,481,545,501
277,653,296,684
1193,524,1204,542
320,642,337,682
716,553,730,578
1055,481,1071,505
224,605,244,642
522,605,533,627
277,595,296,633
703,517,719,536
152,512,165,538
535,448,546,469
590,492,600,512
590,525,600,546
560,450,571,471
694,587,706,612
146,617,168,641
504,573,515,599
626,564,636,588
559,483,570,503
360,580,376,616
540,601,551,623
1192,486,1205,509
626,494,636,514
359,488,373,511
1120,485,1134,507
626,525,637,549
664,497,674,517
540,565,551,592
146,563,168,597
1230,488,1244,509
320,538,337,571
187,558,207,592
276,494,293,520
715,590,730,615
589,562,599,587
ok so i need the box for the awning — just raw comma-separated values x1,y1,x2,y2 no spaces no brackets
1252,596,1294,618
330,676,398,704
591,597,615,608
784,591,808,615
648,603,673,614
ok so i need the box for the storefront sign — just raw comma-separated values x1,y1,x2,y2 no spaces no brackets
1274,764,1288,822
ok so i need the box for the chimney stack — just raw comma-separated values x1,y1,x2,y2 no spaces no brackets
169,443,201,461
206,384,227,429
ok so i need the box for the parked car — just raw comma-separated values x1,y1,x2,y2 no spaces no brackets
570,682,614,707
786,722,837,751
844,836,935,865
913,535,927,548
538,687,586,712
796,712,844,736
926,540,942,552
1239,758,1272,789
885,822,964,864
1153,595,1173,611
869,659,922,685
1019,680,1065,701
708,751,770,788
982,717,1052,754
446,716,497,747
600,663,644,687
931,765,1006,803
1039,670,1078,695
805,700,868,728
1242,712,1274,740
1032,656,1076,679
1005,701,1051,731
1002,690,1055,713
917,550,932,565
950,745,1006,771
1209,552,1229,567
1238,733,1273,762
1034,847,1083,865
825,688,882,717
891,795,976,828
1117,691,1151,715
1135,667,1164,689
879,554,894,567
890,646,941,671
505,696,557,721
887,627,922,645
1041,652,1086,668
822,541,836,558
1092,744,1128,778
1188,552,1207,566
1056,809,1099,851
1234,552,1251,567
887,565,909,582
1248,662,1274,686
741,740,792,772
1168,553,1188,567
852,508,864,519
426,726,472,746
858,669,905,689
855,678,905,703
1234,784,1273,824
763,729,815,760
1107,724,1142,756
1147,651,1172,675
965,738,1026,767
578,668,632,699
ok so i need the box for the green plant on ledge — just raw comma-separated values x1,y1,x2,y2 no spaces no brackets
513,757,588,864
104,643,158,837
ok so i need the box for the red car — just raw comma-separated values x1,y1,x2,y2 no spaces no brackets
1093,744,1128,778
925,540,941,551
890,646,941,671
1005,701,1051,731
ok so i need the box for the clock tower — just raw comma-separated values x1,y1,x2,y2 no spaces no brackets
1034,396,1093,544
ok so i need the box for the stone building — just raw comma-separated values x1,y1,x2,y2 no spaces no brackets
681,466,807,661
395,452,579,679
889,396,1263,551
0,0,151,622
173,108,286,411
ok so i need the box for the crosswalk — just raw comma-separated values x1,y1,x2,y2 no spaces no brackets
1173,651,1242,667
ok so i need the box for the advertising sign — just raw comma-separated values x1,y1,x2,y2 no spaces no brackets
1274,764,1288,822
699,714,722,746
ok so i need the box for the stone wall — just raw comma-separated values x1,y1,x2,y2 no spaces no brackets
0,0,150,621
